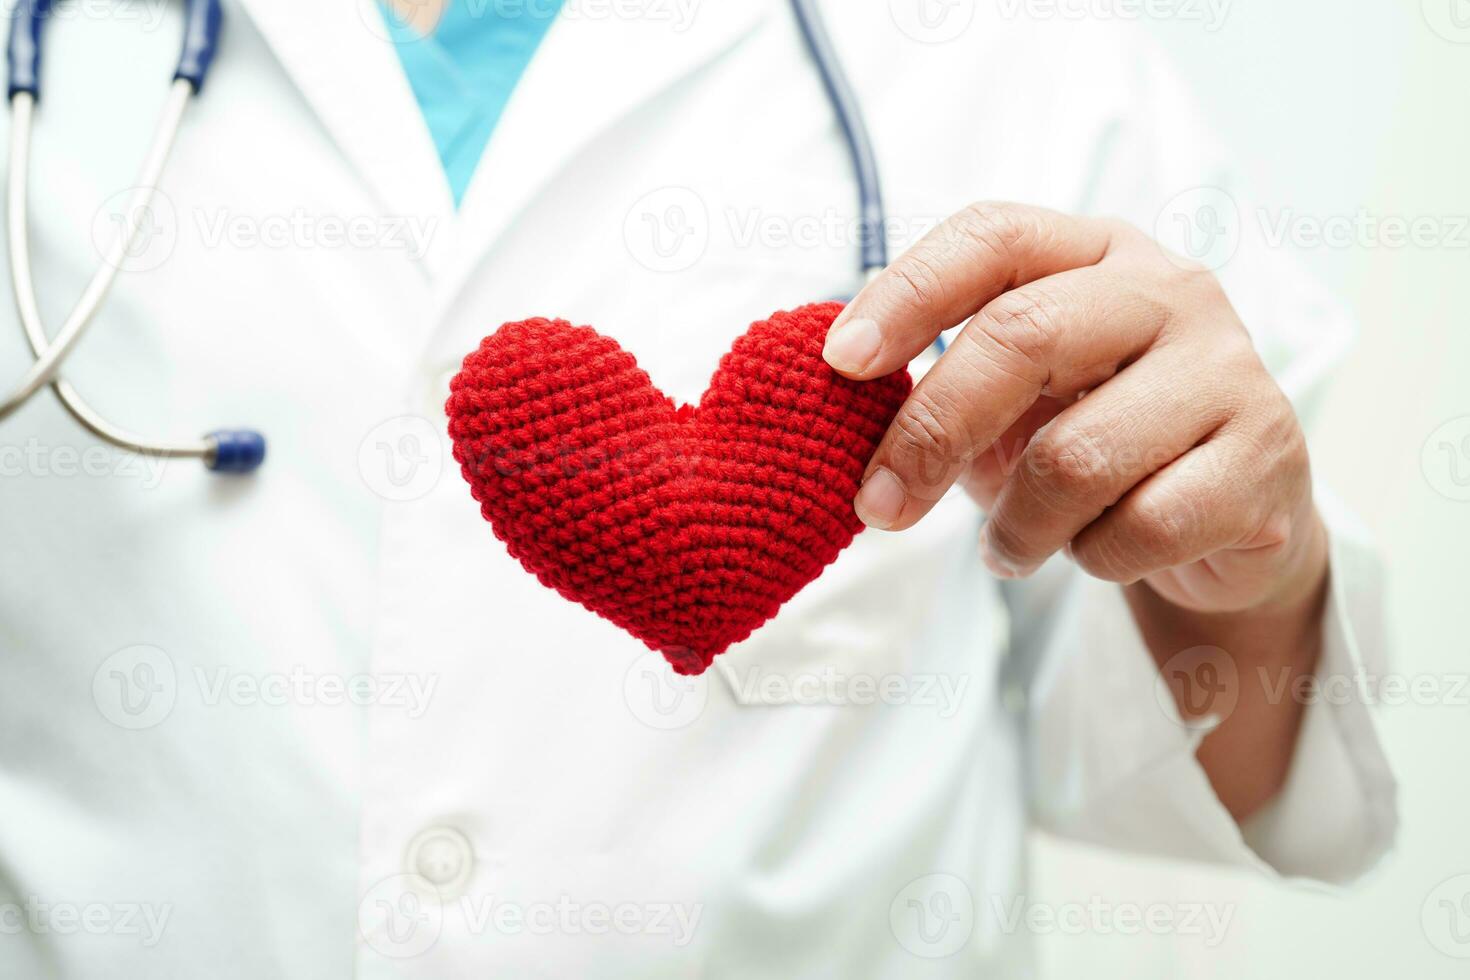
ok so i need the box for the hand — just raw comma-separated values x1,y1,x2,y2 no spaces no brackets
824,202,1328,615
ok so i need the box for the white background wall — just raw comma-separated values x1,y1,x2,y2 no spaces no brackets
1034,1,1470,976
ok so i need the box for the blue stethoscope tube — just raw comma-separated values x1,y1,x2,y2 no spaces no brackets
0,0,906,479
792,0,946,352
788,0,888,278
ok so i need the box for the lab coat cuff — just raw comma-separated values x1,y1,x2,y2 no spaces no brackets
1034,493,1398,883
1031,564,1251,868
1236,492,1399,883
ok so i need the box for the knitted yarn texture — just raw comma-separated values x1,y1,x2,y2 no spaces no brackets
446,302,912,674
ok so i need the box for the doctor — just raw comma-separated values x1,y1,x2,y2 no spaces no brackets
0,0,1396,977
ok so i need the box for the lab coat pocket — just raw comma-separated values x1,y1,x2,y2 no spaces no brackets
711,489,981,708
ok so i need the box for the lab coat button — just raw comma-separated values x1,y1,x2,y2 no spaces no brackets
405,825,475,900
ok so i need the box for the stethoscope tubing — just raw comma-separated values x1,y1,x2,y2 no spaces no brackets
4,81,217,459
2,82,190,425
0,0,261,471
0,0,912,476
788,0,888,278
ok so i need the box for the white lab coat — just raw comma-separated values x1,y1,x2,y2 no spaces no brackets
0,1,1397,977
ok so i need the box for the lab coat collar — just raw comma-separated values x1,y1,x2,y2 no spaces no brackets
234,0,457,278
436,1,773,311
234,0,773,299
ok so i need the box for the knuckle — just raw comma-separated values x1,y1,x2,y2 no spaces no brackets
1234,395,1303,476
1125,491,1192,564
892,393,951,454
1175,440,1228,486
1025,425,1112,500
945,324,1042,391
1250,510,1295,553
1074,494,1188,584
888,392,965,491
1212,329,1261,371
1069,535,1130,583
1271,390,1308,444
1285,425,1312,487
888,252,948,312
1165,261,1229,306
1113,275,1178,337
979,291,1062,369
955,201,1031,261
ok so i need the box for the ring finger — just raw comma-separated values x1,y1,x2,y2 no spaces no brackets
979,344,1239,577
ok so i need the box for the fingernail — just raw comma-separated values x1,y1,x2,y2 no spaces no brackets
823,318,882,374
854,468,905,530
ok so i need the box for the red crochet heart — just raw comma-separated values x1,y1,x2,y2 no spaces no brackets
445,302,911,675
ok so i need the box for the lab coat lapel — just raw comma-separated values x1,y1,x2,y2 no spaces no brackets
436,0,775,311
233,0,457,278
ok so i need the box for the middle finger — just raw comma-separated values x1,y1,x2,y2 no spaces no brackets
979,342,1241,577
854,263,1175,531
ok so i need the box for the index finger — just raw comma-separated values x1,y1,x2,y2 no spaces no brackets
853,262,1171,532
822,202,1118,379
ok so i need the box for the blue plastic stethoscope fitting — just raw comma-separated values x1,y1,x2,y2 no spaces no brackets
7,0,222,100
206,429,268,474
0,0,899,482
0,0,264,475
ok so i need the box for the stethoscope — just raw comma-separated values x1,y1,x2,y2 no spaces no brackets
0,0,267,472
0,0,895,478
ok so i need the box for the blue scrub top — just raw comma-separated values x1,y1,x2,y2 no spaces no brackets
381,0,565,206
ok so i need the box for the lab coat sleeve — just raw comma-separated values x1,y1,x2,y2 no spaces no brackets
1015,34,1398,883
